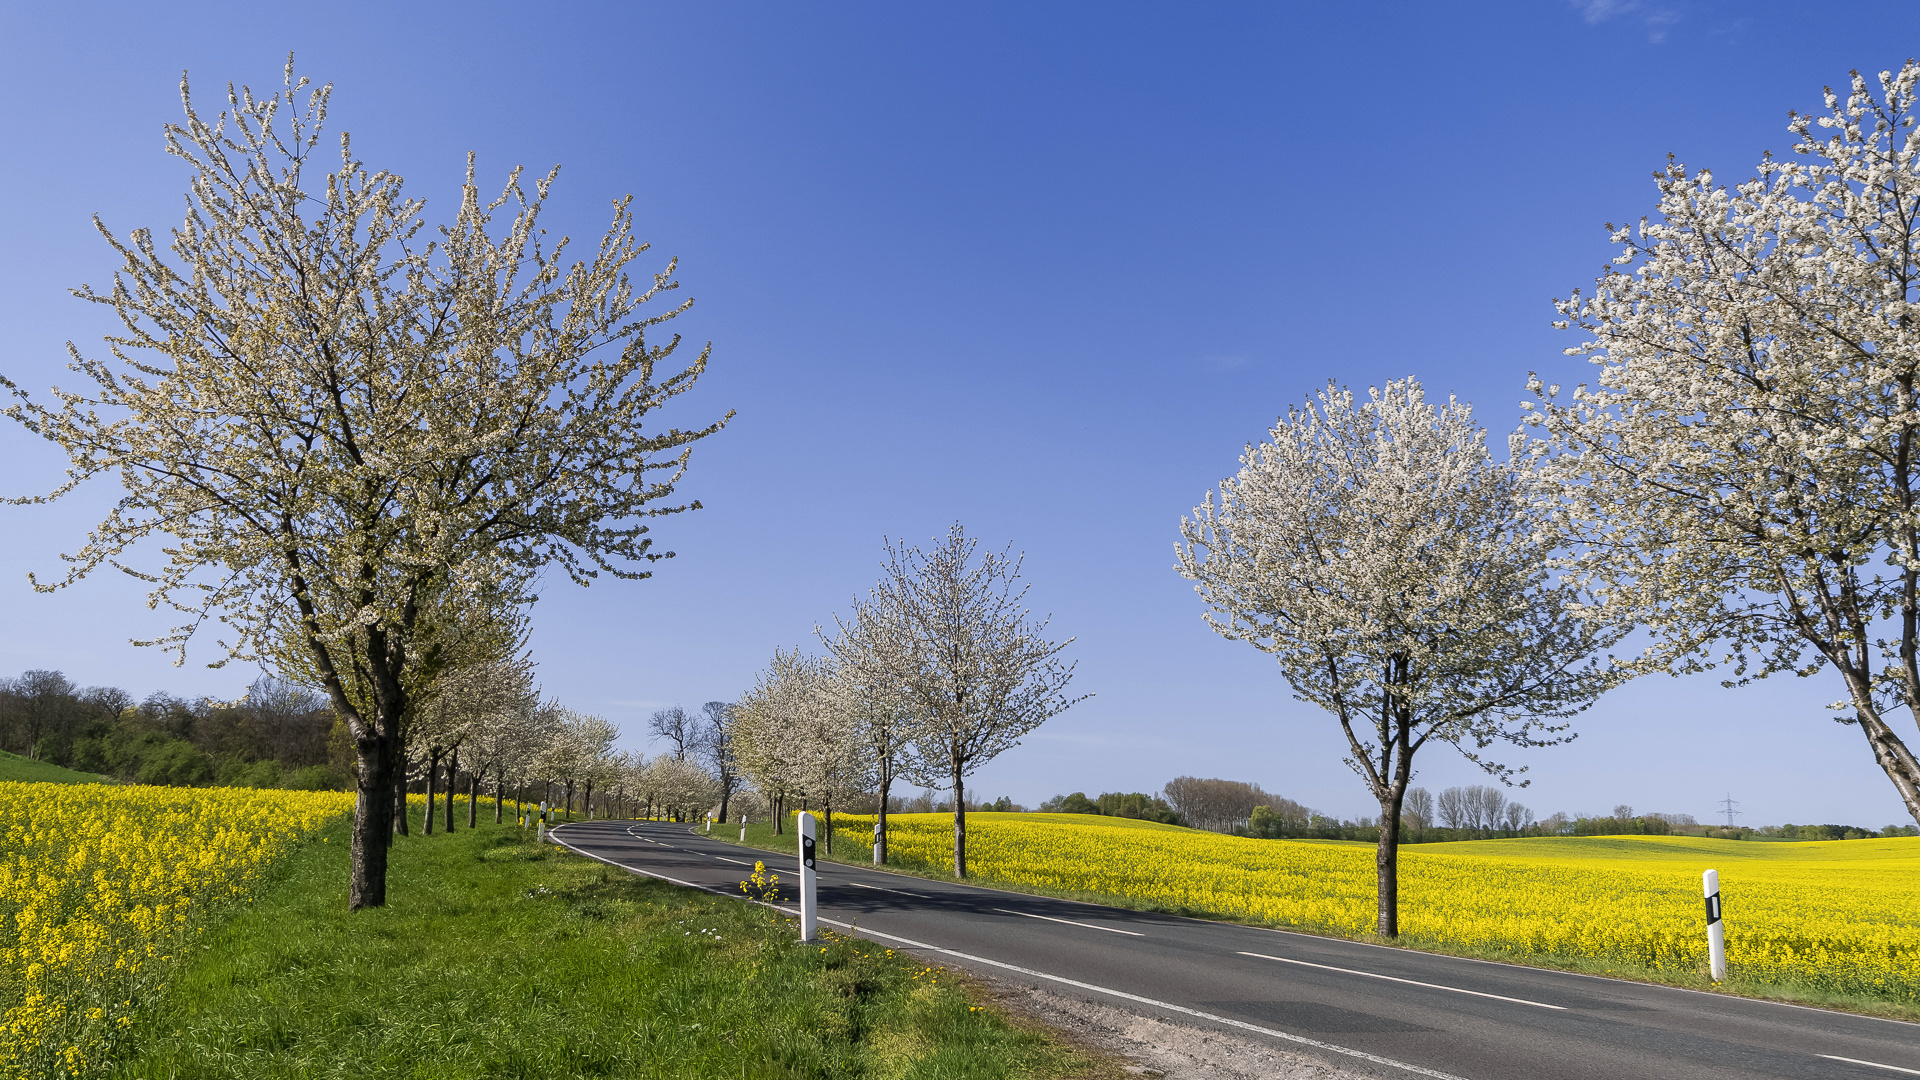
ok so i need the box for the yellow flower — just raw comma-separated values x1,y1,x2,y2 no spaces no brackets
840,811,1920,1002
0,781,352,1074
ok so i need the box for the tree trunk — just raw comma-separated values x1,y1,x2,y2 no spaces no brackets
392,751,410,837
1375,793,1403,937
468,769,479,829
445,748,458,833
348,731,397,911
1373,707,1415,937
825,797,833,855
774,792,784,835
717,772,732,824
584,779,594,821
876,776,892,865
952,766,967,878
1851,703,1920,824
565,780,575,821
423,749,440,835
494,767,503,824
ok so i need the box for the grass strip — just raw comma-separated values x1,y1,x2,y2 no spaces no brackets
0,749,110,784
107,811,1121,1079
717,817,1920,1023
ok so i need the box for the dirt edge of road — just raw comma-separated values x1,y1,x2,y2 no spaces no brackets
968,969,1380,1080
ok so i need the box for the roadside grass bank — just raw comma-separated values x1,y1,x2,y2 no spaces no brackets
717,813,1920,1023
0,749,110,784
108,815,1123,1080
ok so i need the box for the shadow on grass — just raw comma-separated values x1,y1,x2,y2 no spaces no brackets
110,817,1122,1080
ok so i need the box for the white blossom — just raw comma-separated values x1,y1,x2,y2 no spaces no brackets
1179,378,1623,936
0,60,728,907
1529,62,1920,824
861,524,1085,878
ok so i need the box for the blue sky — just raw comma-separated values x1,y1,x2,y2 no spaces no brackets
1,0,1916,826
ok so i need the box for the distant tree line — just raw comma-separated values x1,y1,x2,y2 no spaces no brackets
0,669,348,789
1037,790,1181,824
1691,822,1918,841
881,791,1022,814
1032,776,1919,844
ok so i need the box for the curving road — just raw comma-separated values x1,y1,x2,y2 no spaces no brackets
551,819,1920,1080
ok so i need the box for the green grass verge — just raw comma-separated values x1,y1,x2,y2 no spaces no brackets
0,748,110,784
107,808,1120,1079
713,817,1920,1024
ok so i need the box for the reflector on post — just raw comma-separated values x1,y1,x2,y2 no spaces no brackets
798,811,818,942
1703,868,1725,982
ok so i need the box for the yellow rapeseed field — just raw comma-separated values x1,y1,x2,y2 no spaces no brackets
0,781,353,1078
836,812,1920,1001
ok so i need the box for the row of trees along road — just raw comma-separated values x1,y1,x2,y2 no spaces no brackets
1177,64,1920,938
0,62,729,909
732,524,1086,878
365,665,726,839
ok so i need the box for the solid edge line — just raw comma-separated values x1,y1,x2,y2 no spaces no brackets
689,822,1920,1030
812,916,1475,1080
1240,952,1564,1010
1821,1055,1920,1076
993,907,1146,936
552,824,1473,1080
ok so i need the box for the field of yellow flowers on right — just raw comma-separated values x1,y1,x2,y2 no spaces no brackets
846,812,1920,1001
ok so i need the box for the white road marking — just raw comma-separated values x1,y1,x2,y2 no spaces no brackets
1822,1055,1920,1076
825,918,1475,1080
994,907,1145,936
1239,952,1564,1011
563,821,1918,1080
715,856,752,866
847,881,922,897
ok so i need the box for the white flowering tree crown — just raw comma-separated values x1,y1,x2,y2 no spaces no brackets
1179,378,1623,935
8,67,725,671
865,524,1085,877
1529,62,1920,822
0,60,729,907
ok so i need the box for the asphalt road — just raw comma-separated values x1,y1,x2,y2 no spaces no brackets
550,818,1920,1080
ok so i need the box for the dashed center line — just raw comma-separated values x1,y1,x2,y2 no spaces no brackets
845,881,922,897
994,907,1144,936
714,856,752,866
1239,952,1564,1010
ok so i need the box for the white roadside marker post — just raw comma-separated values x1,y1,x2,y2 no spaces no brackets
873,820,882,865
798,811,819,942
740,815,748,842
537,801,548,844
706,814,713,833
1703,869,1726,982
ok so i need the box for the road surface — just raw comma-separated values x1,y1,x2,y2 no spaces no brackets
550,818,1920,1080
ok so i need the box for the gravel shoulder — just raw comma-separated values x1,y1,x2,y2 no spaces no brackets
974,972,1383,1080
